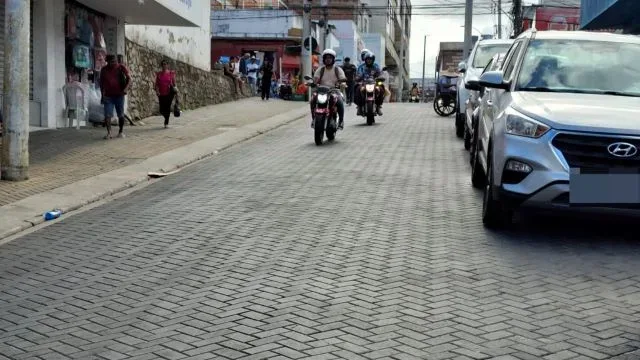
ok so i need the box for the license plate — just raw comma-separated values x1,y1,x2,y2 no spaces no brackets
315,108,328,113
570,168,640,207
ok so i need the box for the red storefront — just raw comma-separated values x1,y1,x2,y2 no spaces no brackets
211,38,319,80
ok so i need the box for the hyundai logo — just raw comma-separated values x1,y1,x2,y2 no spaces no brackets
607,142,638,158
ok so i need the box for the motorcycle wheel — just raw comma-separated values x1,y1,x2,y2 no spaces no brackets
366,102,374,126
326,116,336,141
314,116,325,146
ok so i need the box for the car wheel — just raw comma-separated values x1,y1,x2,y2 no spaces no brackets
455,112,464,138
471,140,485,189
463,121,471,151
482,153,513,229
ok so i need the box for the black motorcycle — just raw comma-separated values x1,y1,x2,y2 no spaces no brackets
360,77,385,126
305,76,345,146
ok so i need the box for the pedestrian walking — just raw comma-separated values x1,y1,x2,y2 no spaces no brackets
246,56,260,96
155,59,177,129
100,54,131,139
341,57,357,106
260,59,274,100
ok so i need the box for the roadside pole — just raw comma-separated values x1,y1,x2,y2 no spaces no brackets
497,0,502,39
421,35,426,102
1,0,31,181
463,0,473,60
302,0,313,102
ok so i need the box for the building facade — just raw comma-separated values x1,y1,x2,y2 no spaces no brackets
0,0,205,130
580,0,640,33
361,0,411,100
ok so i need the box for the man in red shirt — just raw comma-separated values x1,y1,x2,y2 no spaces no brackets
100,54,131,139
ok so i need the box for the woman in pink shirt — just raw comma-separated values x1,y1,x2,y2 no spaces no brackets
155,59,177,128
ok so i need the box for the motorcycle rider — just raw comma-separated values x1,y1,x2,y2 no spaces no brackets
410,83,420,101
312,49,347,129
355,50,385,116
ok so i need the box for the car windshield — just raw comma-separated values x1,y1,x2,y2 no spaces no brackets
517,39,640,97
472,44,512,68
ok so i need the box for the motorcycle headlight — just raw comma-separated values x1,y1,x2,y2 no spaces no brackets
317,94,328,104
365,84,375,92
505,113,550,138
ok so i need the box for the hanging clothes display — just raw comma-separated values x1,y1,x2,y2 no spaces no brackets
72,44,92,69
90,14,106,49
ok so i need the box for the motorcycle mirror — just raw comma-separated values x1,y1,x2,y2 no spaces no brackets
303,75,313,81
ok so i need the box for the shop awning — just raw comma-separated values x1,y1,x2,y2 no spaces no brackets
281,54,301,68
75,0,199,27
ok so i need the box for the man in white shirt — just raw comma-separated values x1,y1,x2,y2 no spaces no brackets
312,49,347,129
246,56,260,96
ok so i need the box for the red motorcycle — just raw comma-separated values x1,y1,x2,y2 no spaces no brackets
305,75,343,146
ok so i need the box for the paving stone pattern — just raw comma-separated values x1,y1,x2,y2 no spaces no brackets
1,104,640,360
0,98,304,206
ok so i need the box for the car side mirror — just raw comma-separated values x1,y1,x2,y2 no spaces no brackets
465,79,481,91
478,71,510,91
458,61,467,73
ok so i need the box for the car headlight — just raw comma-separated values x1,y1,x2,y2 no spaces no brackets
505,114,550,138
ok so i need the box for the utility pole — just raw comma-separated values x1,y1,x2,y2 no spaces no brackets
321,0,329,51
512,0,523,37
497,0,502,39
302,0,313,101
1,0,31,181
463,0,473,60
421,35,426,102
398,38,405,102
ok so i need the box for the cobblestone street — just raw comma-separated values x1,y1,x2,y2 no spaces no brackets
1,103,640,360
0,99,304,206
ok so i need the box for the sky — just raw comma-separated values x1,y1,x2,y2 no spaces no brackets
408,0,539,78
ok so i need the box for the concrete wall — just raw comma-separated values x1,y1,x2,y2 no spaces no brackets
32,0,66,129
125,39,249,121
125,1,211,71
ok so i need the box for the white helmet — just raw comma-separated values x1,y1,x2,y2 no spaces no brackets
322,49,337,59
360,49,371,62
322,49,337,65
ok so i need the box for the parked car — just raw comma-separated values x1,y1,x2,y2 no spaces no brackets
472,29,640,229
455,39,514,139
464,52,507,153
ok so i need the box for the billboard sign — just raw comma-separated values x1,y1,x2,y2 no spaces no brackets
523,6,580,31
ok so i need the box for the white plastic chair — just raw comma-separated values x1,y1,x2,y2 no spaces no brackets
62,82,87,129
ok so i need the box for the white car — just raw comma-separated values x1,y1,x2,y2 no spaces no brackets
455,39,514,139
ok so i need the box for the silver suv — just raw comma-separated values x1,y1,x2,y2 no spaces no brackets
456,39,513,139
473,30,640,228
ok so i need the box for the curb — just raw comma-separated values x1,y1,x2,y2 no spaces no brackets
0,107,307,241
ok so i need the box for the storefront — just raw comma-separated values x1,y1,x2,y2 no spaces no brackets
19,0,202,130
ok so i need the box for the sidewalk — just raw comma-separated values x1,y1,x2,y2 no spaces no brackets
0,98,307,239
